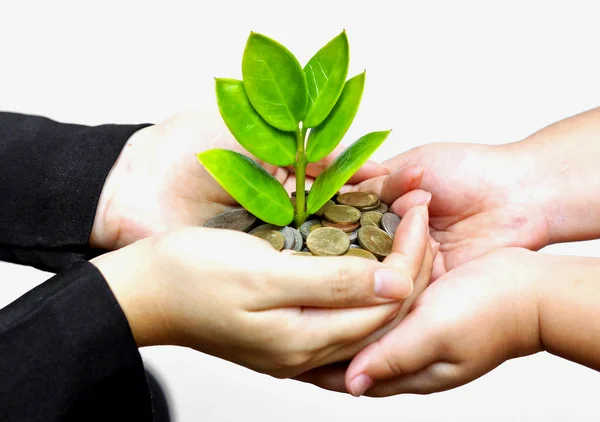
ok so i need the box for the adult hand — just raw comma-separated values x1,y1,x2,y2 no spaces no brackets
347,142,550,277
90,111,388,250
297,247,542,395
90,203,432,378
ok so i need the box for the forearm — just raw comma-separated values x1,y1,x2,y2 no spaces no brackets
509,107,600,244
536,253,600,370
0,112,150,272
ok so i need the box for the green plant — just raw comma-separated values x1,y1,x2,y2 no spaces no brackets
197,31,391,228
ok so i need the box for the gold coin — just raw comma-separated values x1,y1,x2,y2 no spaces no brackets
360,211,383,228
314,200,335,217
322,219,360,233
356,199,381,212
306,227,350,256
336,192,379,208
309,222,322,232
252,229,285,251
372,202,389,214
357,226,393,260
343,248,378,261
291,251,313,256
324,205,361,224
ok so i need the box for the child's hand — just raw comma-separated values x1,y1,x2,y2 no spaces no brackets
297,247,543,395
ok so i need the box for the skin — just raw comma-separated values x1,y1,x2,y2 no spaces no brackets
91,205,435,379
89,110,389,250
298,106,600,396
298,248,600,397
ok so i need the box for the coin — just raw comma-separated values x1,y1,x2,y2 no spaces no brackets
347,229,359,244
306,227,350,256
252,229,285,251
381,213,402,238
292,251,313,256
322,219,360,233
343,247,378,261
356,199,381,212
358,226,393,260
372,202,389,214
324,205,361,224
290,227,303,252
204,208,257,232
336,192,379,208
279,226,297,250
302,246,310,252
314,200,335,217
349,244,361,249
360,211,383,228
299,219,322,240
309,223,322,232
249,224,282,235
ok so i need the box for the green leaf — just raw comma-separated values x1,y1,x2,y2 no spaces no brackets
215,78,296,167
242,32,308,132
303,31,349,128
306,72,366,163
306,130,391,214
197,149,294,226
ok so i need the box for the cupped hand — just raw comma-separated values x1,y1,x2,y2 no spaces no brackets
346,142,551,277
296,247,542,396
90,111,388,250
91,203,432,379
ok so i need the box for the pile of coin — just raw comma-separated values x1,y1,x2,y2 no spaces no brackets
204,192,402,261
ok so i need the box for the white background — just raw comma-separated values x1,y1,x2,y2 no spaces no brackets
1,1,600,420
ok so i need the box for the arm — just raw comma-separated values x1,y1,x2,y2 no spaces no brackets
509,106,600,245
0,262,153,421
0,112,150,272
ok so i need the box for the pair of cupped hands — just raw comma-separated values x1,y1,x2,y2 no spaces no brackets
90,111,549,398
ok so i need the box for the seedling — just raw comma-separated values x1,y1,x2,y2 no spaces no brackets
197,31,390,228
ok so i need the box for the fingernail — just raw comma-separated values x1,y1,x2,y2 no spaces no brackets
424,192,432,206
414,191,432,206
350,374,374,397
374,269,413,299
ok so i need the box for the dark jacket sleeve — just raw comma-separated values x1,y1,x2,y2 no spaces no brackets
0,112,151,273
0,261,154,421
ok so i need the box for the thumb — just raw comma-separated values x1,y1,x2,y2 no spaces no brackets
345,306,442,396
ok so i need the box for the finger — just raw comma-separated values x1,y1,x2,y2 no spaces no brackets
365,362,467,396
305,144,390,183
389,190,432,217
345,307,443,396
383,205,430,279
259,256,413,310
347,165,424,204
294,363,349,393
302,301,402,357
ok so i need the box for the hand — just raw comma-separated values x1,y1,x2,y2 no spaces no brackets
346,143,551,278
90,111,388,250
297,247,542,395
90,203,432,378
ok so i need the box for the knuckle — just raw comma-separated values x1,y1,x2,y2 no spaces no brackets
331,263,366,305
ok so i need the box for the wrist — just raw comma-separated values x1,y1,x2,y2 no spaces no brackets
89,126,152,250
90,237,173,347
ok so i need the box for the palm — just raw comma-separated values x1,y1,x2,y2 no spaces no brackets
93,112,384,250
382,143,549,274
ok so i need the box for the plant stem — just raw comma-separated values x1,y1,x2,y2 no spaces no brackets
293,126,308,227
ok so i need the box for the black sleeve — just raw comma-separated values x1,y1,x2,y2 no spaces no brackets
0,112,151,273
0,261,153,421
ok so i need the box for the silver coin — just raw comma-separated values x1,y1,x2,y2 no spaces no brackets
381,213,401,238
204,208,257,232
349,244,361,249
279,226,296,250
347,229,359,244
302,246,310,253
290,227,304,252
299,219,322,240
